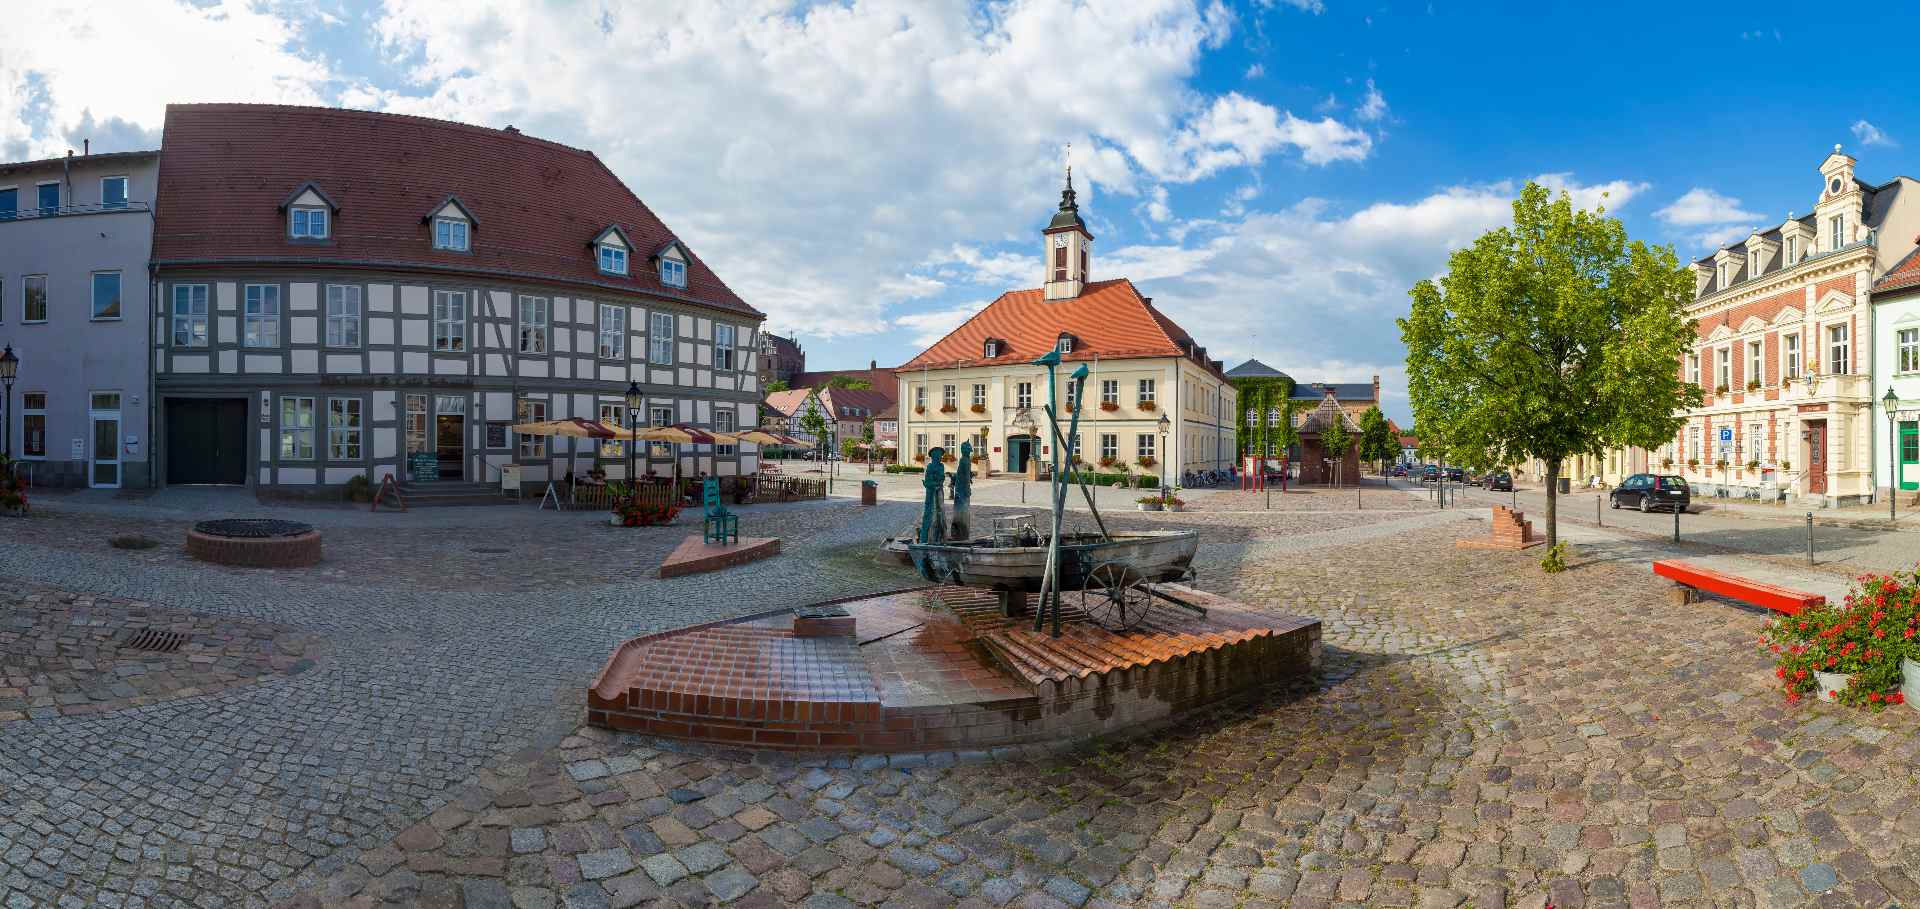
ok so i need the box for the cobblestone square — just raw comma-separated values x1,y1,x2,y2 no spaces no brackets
4,488,1920,907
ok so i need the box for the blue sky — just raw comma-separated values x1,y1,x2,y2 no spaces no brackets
6,1,1916,423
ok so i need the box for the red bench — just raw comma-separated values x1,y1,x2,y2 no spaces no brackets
1651,560,1824,615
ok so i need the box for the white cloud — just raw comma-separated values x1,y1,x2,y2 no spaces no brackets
1244,63,1265,79
1356,79,1387,122
893,303,989,348
1853,120,1897,148
1532,173,1649,212
1687,224,1758,252
1655,188,1762,226
1260,0,1326,13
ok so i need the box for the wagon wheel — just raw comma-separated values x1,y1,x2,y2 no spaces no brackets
1079,560,1153,631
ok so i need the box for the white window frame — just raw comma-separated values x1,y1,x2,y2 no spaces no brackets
1785,236,1797,263
1830,214,1845,251
1745,340,1761,387
518,295,549,354
23,274,46,324
599,244,628,276
99,175,129,210
516,399,548,459
1016,382,1032,409
405,394,428,454
1056,336,1073,354
1099,433,1118,461
659,257,686,288
172,284,209,347
715,323,735,371
1783,334,1800,380
971,384,986,408
1900,328,1920,374
326,285,362,348
1137,433,1156,461
715,408,736,456
1686,352,1700,386
914,386,927,411
327,398,363,461
433,290,467,352
1138,378,1156,404
89,270,122,321
433,217,469,252
598,303,627,359
984,339,1000,358
913,433,927,458
942,385,956,409
279,396,316,460
1828,323,1849,375
243,284,281,348
290,205,328,239
648,405,674,458
21,392,46,459
598,402,627,458
649,312,674,364
1101,379,1119,405
34,181,58,214
1715,346,1730,390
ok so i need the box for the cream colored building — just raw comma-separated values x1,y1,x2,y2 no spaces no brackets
895,171,1236,478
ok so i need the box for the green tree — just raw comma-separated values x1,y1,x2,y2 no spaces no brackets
799,395,830,454
766,379,790,393
1319,415,1353,487
1358,406,1396,475
1399,182,1701,551
825,375,872,389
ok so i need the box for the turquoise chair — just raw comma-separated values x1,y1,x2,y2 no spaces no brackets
702,478,738,544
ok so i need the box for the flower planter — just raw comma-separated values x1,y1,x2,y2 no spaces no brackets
1137,502,1162,512
1165,503,1184,513
1903,658,1920,713
1814,670,1854,702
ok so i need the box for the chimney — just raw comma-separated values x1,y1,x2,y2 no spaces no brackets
1373,375,1380,403
503,125,521,134
83,139,90,156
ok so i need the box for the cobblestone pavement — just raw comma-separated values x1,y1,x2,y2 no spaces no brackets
15,490,1920,908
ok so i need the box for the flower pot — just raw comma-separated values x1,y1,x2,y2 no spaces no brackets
1903,658,1920,712
1166,503,1184,512
1137,502,1162,512
1814,670,1853,702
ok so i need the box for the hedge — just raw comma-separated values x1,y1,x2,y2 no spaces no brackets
884,464,925,474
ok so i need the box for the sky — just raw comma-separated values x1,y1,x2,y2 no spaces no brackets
6,1,1916,423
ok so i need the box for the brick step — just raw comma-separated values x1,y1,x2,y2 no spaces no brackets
394,483,515,507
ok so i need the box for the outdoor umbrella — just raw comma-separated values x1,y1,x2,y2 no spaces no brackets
509,418,615,439
735,429,802,446
592,423,740,490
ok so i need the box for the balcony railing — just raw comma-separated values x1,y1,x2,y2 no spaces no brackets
0,201,152,221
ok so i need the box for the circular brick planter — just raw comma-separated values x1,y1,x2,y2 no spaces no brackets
186,518,323,568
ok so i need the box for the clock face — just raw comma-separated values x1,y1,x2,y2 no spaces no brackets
1053,234,1068,248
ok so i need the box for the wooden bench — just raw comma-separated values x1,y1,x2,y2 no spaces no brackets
1651,559,1824,615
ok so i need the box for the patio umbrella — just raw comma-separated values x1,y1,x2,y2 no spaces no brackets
510,417,615,438
592,423,740,490
735,429,801,446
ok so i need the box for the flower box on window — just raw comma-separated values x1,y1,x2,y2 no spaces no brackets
914,406,926,415
1714,459,1729,471
1098,455,1117,468
939,404,958,414
1747,381,1762,392
1135,455,1157,468
1064,403,1076,413
914,453,927,463
1715,384,1729,395
969,404,986,414
1138,400,1156,411
1099,402,1120,412
941,453,957,463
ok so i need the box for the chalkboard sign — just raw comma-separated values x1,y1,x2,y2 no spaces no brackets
408,451,440,482
486,422,509,450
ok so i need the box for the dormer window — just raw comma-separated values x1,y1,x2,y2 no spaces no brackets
983,339,1001,358
291,206,328,239
600,245,628,275
659,258,686,288
1056,334,1074,354
434,217,469,251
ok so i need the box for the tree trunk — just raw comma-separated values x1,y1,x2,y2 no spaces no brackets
1544,457,1560,549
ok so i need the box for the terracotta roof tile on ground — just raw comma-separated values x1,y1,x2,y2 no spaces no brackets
152,103,758,319
902,278,1220,377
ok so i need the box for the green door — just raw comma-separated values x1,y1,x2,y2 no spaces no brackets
1901,421,1918,491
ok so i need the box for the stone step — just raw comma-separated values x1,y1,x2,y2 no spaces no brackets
394,483,516,507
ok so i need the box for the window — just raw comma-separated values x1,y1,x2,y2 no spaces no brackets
1688,425,1701,463
518,296,548,354
1138,378,1156,404
405,395,427,454
914,386,927,411
1746,340,1761,386
1828,323,1849,375
1065,383,1078,409
279,397,316,460
327,398,363,460
1715,347,1730,390
1101,379,1119,405
0,188,14,219
1719,262,1729,287
1069,433,1081,460
36,183,58,214
914,433,927,458
1137,434,1156,461
598,304,627,359
1056,335,1073,354
172,284,209,347
433,290,467,351
100,176,128,209
942,433,956,455
91,391,120,411
595,402,626,458
1900,328,1920,374
984,339,1000,358
1099,433,1118,461
1785,236,1797,263
1686,352,1700,386
1748,422,1763,462
22,393,45,458
24,275,47,323
649,312,674,364
91,271,121,320
715,323,735,370
715,408,736,456
648,405,674,458
1053,245,1067,282
516,400,547,459
290,206,328,239
599,244,628,275
1747,251,1758,277
1016,382,1032,409
971,384,986,408
942,385,956,409
244,284,280,347
1830,214,1845,250
659,258,686,288
1784,334,1800,380
326,285,362,347
433,217,469,251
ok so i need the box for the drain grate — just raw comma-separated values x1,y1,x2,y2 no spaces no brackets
471,547,510,554
124,628,188,653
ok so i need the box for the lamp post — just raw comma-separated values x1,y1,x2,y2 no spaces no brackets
0,346,17,460
1156,412,1170,500
623,380,643,485
1886,386,1900,522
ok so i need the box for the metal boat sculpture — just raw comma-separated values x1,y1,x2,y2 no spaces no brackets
907,529,1196,593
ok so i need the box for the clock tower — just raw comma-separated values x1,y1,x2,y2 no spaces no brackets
1042,166,1094,300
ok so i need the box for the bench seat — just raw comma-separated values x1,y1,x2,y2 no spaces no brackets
1651,559,1824,615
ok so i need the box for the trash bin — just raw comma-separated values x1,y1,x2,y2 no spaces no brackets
860,480,878,507
1556,476,1571,495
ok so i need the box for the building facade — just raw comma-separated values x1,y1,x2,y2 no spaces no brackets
150,104,764,492
1671,145,1920,505
758,333,804,388
896,171,1236,477
1872,253,1920,499
0,149,158,488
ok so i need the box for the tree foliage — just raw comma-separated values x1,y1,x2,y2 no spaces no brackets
1232,376,1294,462
799,395,829,451
1358,406,1396,471
825,375,872,389
1398,181,1702,549
766,379,790,393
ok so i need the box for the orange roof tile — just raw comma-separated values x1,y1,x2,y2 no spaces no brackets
901,278,1220,378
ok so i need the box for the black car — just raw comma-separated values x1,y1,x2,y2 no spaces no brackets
1486,472,1513,492
1444,466,1464,482
1609,473,1690,513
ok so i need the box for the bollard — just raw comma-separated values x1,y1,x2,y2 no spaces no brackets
1357,484,1361,510
1806,512,1814,565
1597,494,1602,527
1672,506,1680,543
1021,481,1026,504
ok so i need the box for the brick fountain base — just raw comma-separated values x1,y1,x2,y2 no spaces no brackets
185,518,323,568
587,586,1320,753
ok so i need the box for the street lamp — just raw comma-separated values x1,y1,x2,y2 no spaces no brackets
0,346,17,460
1886,386,1900,522
1156,412,1171,499
623,380,643,485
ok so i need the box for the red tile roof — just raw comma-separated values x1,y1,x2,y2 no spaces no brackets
762,388,814,419
1875,245,1920,294
791,367,900,398
152,104,758,319
901,278,1221,378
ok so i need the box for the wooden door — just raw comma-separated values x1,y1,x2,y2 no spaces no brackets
1807,422,1827,495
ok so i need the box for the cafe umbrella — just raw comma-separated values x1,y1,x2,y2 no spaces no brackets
591,422,739,491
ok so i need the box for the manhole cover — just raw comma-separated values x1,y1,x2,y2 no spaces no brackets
124,628,187,653
471,547,510,554
193,518,314,539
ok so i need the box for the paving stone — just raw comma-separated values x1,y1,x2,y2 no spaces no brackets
576,848,635,881
639,853,689,887
705,865,759,902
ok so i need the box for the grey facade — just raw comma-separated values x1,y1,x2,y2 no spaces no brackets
0,150,158,488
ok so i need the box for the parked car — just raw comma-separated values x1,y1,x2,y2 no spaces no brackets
1444,466,1464,482
1389,465,1409,477
1486,472,1513,492
1608,473,1690,513
1421,465,1440,482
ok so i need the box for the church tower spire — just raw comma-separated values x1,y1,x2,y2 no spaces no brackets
1042,153,1094,301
